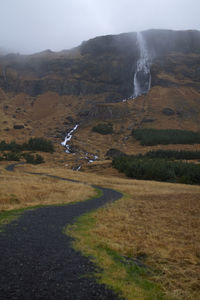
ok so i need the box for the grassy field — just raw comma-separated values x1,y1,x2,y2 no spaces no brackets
21,164,200,300
1,163,200,299
0,164,96,212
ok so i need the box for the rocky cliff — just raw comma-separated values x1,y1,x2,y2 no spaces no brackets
1,29,200,149
0,29,200,101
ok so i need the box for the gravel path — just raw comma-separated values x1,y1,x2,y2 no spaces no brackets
0,169,123,300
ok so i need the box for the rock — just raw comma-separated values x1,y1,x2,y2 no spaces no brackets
162,107,175,116
13,124,24,129
141,117,155,123
106,148,127,158
0,29,200,101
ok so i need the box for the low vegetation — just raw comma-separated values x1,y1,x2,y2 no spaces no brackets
84,191,200,300
0,207,29,231
0,138,54,153
92,123,113,135
146,149,200,160
0,168,96,212
112,155,200,184
21,153,44,164
0,138,55,164
60,167,200,300
132,128,200,146
0,152,45,164
5,165,200,299
67,211,164,300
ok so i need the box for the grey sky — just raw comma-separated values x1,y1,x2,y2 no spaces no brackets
0,0,200,54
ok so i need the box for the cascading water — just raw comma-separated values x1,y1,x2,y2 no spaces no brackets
61,124,79,153
133,32,151,98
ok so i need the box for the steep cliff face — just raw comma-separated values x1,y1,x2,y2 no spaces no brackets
0,29,200,102
0,33,138,100
1,29,200,148
144,29,200,56
1,29,200,166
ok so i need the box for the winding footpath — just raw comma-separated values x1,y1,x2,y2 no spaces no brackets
0,165,123,299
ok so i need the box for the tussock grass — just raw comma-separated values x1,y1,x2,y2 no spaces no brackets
92,193,200,300
67,212,164,300
0,168,95,211
10,164,200,299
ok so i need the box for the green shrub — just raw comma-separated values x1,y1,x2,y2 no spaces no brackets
92,123,113,135
0,138,54,153
112,155,200,184
34,154,45,164
0,140,22,152
3,151,21,161
132,128,200,146
22,153,44,164
146,150,200,160
0,138,49,163
26,138,54,153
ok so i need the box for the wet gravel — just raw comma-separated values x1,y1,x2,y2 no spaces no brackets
0,179,123,299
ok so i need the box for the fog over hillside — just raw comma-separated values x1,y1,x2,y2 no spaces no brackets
0,0,200,54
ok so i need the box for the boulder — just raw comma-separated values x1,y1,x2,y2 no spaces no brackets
13,124,24,130
106,148,127,158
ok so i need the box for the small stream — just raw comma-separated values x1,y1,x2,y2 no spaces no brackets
61,125,99,171
61,124,79,153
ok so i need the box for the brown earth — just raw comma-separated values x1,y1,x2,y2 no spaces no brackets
0,29,200,171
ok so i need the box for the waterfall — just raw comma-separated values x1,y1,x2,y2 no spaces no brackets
61,124,79,153
133,32,151,98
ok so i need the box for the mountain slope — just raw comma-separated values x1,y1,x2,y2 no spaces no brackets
0,29,200,166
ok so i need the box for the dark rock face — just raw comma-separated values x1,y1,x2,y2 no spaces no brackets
87,103,129,121
151,53,200,88
0,29,200,100
0,33,138,99
141,117,155,123
13,124,25,129
162,108,175,116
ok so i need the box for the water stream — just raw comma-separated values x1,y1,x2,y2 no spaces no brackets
133,32,151,98
61,124,79,153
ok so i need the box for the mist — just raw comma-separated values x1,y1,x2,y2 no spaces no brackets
0,0,200,54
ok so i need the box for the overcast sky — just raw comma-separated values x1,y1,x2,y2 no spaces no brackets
0,0,200,54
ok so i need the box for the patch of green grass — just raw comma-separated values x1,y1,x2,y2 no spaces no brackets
92,123,113,135
66,209,165,300
0,187,102,232
0,207,29,231
91,187,103,199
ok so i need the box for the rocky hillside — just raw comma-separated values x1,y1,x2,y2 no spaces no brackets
1,29,200,99
0,29,200,165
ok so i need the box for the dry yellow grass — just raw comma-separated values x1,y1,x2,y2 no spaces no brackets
0,166,95,211
5,164,200,299
22,164,200,299
92,193,200,299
